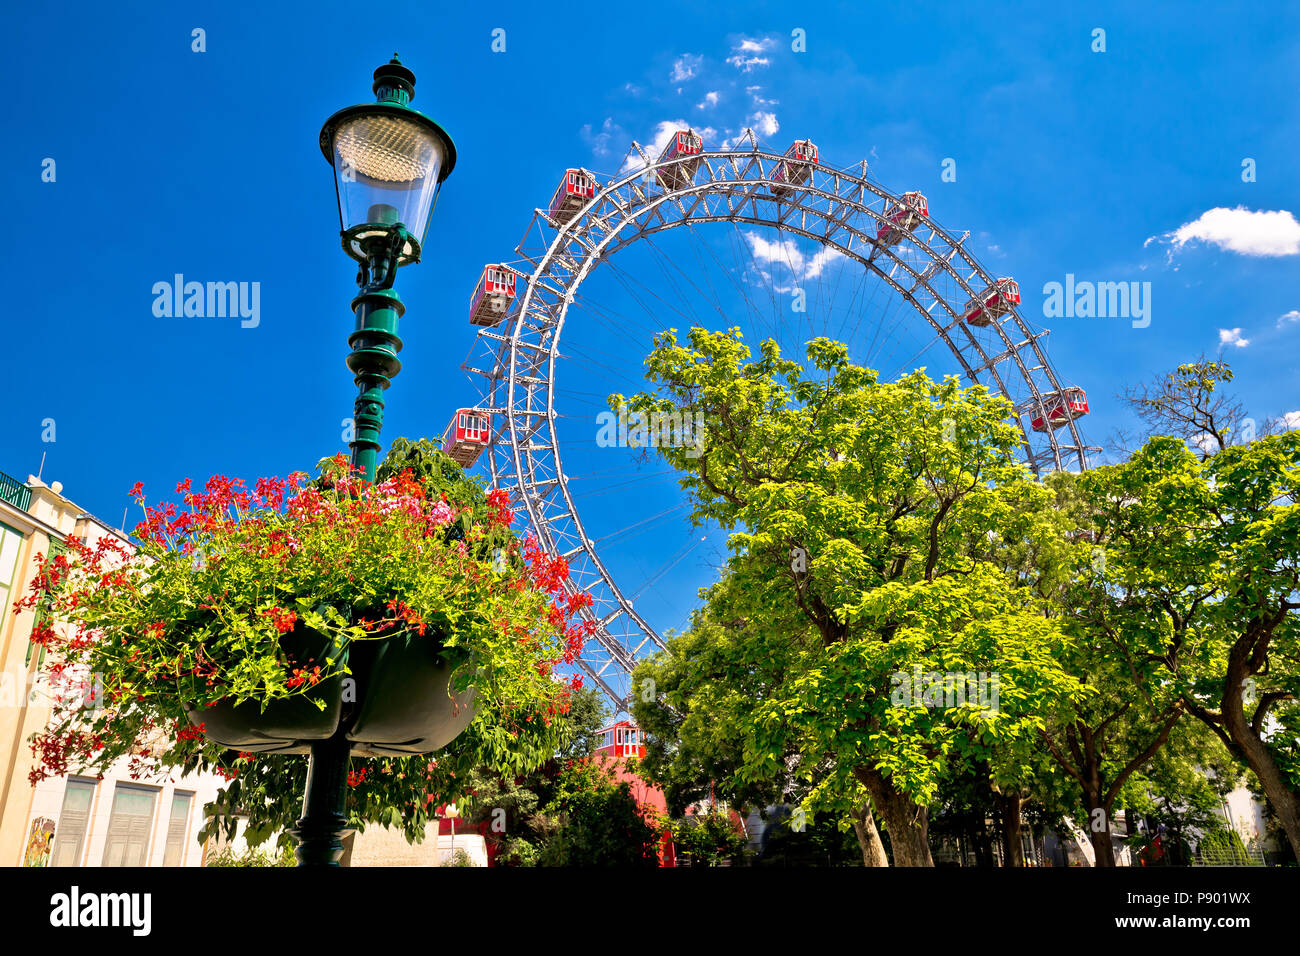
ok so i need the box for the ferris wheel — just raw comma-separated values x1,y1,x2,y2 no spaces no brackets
449,127,1098,711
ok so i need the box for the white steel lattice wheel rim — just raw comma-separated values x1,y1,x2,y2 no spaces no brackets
464,132,1094,710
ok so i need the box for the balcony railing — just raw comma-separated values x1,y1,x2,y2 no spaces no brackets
0,470,31,512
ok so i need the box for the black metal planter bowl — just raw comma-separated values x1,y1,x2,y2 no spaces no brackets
180,624,347,755
180,621,476,755
346,632,475,756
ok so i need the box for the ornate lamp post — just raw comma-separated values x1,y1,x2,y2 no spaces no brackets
319,53,457,482
275,55,457,866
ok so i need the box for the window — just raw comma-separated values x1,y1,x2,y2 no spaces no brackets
101,784,158,866
161,791,194,867
49,778,96,867
0,522,24,650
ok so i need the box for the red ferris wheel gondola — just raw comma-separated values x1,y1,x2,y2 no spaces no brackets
876,191,928,246
549,168,597,226
770,139,818,196
962,277,1020,328
655,129,703,190
467,264,517,327
1030,387,1090,433
443,408,491,467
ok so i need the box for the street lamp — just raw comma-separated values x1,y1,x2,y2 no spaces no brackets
319,53,457,482
275,56,457,867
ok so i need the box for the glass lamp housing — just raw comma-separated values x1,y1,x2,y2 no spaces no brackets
320,58,456,265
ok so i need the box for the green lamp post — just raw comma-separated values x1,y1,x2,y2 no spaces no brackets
270,54,457,866
319,52,457,483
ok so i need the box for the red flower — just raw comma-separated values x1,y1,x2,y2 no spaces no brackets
260,606,297,634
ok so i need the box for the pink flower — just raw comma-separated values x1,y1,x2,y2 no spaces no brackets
425,501,454,533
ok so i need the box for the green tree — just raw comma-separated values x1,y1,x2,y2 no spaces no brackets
632,614,888,865
1123,719,1242,867
462,685,610,866
669,805,750,866
1073,433,1300,858
536,759,662,867
615,328,1084,866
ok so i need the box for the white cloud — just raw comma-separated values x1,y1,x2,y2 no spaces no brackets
744,232,843,281
1277,309,1300,328
750,111,779,137
1160,207,1300,258
1190,432,1218,453
804,247,844,279
670,54,702,83
1281,411,1300,430
696,91,719,110
1218,327,1250,348
580,117,621,157
727,39,774,72
745,232,805,273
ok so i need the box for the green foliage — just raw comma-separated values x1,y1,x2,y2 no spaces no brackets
462,686,610,865
204,843,296,867
1197,827,1260,866
536,759,662,867
669,806,750,866
753,806,865,867
1069,431,1300,854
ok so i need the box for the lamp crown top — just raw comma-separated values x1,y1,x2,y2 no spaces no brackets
372,53,416,105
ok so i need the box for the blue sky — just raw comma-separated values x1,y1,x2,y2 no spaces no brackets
4,0,1299,665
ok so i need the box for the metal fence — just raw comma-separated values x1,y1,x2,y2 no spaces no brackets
0,470,31,511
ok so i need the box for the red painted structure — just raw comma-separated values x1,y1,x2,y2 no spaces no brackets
770,139,818,196
876,190,928,245
592,720,676,866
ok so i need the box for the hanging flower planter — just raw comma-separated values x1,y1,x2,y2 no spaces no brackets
22,452,595,805
180,623,348,755
346,632,475,756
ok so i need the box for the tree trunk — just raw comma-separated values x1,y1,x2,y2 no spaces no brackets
996,792,1025,867
971,816,995,867
1216,716,1300,859
1211,647,1300,861
854,766,934,866
849,799,889,867
1083,790,1116,867
1089,823,1116,867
